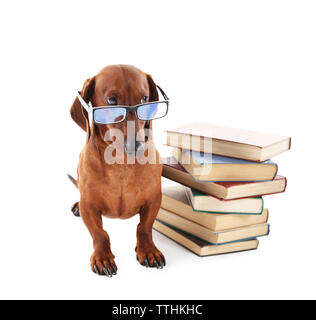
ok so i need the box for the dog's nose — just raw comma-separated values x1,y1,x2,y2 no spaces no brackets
124,141,145,157
135,141,144,153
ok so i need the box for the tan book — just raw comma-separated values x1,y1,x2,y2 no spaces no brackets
157,208,269,244
162,185,269,231
153,220,259,257
184,186,263,214
173,147,278,181
162,157,287,200
166,122,291,162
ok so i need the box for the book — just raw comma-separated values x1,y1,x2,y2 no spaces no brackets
166,122,291,162
163,157,287,200
173,148,278,182
184,187,264,214
162,185,269,230
153,220,259,256
157,208,270,245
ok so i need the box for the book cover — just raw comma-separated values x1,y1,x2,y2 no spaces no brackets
166,123,291,162
162,157,287,200
157,208,270,245
153,220,259,257
187,150,276,166
162,185,269,230
156,218,270,246
174,148,278,182
184,187,264,215
167,122,290,148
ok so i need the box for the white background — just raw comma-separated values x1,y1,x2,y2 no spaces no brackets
0,0,315,300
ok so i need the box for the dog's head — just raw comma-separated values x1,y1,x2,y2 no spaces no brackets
70,65,159,156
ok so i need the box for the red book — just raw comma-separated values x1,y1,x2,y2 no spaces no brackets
162,157,287,200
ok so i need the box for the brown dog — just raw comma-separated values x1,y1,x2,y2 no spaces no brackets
68,65,166,277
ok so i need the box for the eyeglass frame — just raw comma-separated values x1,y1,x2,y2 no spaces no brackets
77,85,169,126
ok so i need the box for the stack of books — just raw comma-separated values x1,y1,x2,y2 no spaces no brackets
154,123,291,257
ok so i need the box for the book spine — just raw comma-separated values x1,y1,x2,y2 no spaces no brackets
283,177,288,192
266,224,271,236
272,163,278,180
260,198,264,215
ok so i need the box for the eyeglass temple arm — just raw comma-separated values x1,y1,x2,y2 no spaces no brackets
77,91,92,113
156,85,169,101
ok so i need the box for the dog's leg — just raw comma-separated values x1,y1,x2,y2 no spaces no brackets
136,201,166,269
80,203,117,277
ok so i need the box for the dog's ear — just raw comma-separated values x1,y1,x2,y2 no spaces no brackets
70,77,95,131
146,74,159,102
145,74,158,134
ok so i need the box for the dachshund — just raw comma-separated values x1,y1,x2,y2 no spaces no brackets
68,65,166,277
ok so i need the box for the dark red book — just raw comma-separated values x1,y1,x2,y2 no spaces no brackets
162,157,287,200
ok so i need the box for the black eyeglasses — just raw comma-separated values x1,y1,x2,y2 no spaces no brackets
77,85,169,125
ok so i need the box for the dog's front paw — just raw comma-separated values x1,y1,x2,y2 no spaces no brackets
90,250,118,277
136,245,166,269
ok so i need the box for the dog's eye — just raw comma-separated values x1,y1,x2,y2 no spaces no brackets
106,97,118,105
141,96,148,103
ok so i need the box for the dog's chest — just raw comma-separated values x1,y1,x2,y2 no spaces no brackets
97,165,161,218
